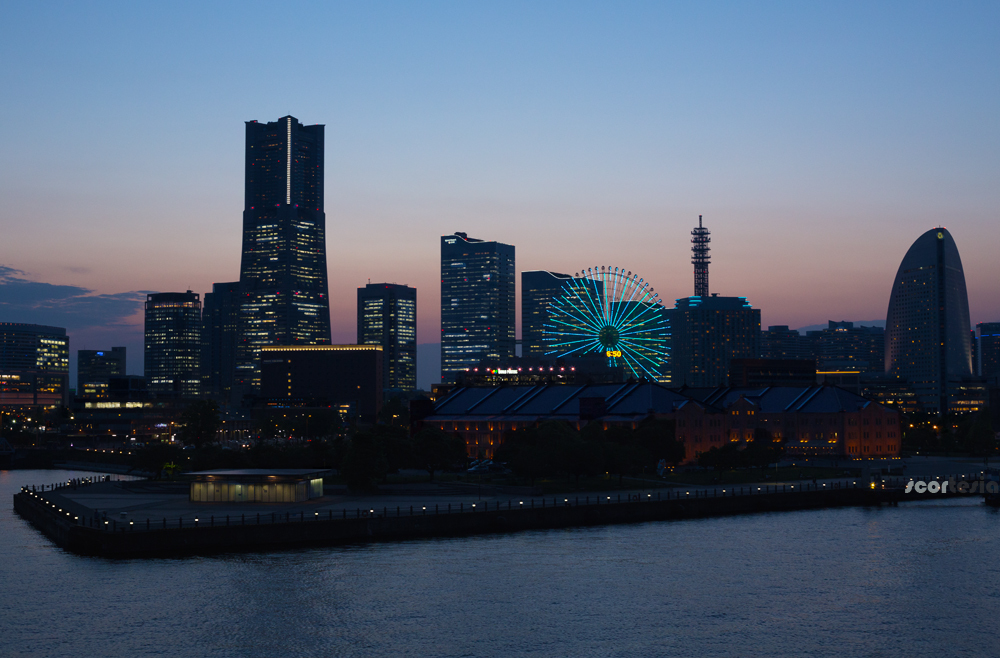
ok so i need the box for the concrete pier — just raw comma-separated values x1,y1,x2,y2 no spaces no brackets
13,477,954,557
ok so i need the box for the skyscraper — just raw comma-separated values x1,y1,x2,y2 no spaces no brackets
77,346,125,396
670,295,761,387
885,227,972,413
145,291,202,397
236,116,331,392
521,270,581,360
202,281,241,403
0,323,69,406
441,232,515,383
357,283,417,391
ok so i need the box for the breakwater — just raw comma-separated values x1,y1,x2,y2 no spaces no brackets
13,478,939,557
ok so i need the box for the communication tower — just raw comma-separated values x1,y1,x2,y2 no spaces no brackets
691,215,711,297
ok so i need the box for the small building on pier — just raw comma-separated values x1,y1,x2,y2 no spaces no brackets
188,469,329,503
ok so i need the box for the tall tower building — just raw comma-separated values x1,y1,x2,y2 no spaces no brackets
357,283,417,392
441,232,515,383
236,116,331,392
521,270,583,360
202,281,241,404
691,215,711,297
144,291,202,397
885,227,972,413
670,295,761,387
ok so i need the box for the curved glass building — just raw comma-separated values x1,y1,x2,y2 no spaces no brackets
885,227,972,413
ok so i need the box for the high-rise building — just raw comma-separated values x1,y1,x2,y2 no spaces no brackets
236,116,331,392
77,346,125,397
144,291,202,397
885,227,973,413
521,270,582,360
761,325,808,361
202,282,241,404
812,321,884,372
440,232,515,383
977,322,1000,382
670,295,761,387
0,323,69,406
357,283,417,391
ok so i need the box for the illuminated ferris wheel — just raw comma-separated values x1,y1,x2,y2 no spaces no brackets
542,266,669,381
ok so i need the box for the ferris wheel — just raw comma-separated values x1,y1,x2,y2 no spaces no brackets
542,266,669,381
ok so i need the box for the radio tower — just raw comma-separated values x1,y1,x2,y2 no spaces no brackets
691,215,710,297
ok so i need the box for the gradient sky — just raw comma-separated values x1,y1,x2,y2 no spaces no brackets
1,1,998,388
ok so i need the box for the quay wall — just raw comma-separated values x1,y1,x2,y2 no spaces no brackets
14,483,922,558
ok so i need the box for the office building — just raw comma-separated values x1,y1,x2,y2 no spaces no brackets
977,322,1000,382
521,270,582,359
0,323,69,406
670,295,761,387
259,345,383,422
885,227,973,413
810,321,884,372
236,116,331,393
144,291,202,397
440,232,515,383
357,283,416,392
202,281,241,404
77,347,125,397
761,325,808,361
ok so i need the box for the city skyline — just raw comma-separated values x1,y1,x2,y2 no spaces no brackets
1,3,998,389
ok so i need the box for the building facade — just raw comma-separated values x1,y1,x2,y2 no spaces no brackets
0,323,69,406
202,281,241,404
670,295,761,387
977,322,1000,382
440,232,515,383
259,345,383,422
144,291,202,397
236,116,331,393
357,283,416,392
77,347,125,397
421,382,899,463
521,270,580,360
885,227,973,413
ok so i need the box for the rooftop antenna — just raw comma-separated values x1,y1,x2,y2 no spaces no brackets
691,214,711,297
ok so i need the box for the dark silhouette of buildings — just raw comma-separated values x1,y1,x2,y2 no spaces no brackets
77,347,125,397
761,325,808,360
202,282,241,404
0,323,69,406
440,232,515,383
259,345,383,422
421,382,899,462
144,291,201,397
357,283,416,391
521,270,583,359
728,358,816,387
670,295,761,387
809,321,884,372
885,227,973,413
977,322,1000,382
236,116,331,393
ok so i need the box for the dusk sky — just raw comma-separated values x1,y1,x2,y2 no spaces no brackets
1,1,998,388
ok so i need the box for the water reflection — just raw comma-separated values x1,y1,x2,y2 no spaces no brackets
2,470,998,657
